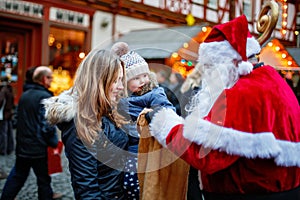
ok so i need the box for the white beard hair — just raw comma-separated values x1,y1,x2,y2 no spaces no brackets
185,60,239,117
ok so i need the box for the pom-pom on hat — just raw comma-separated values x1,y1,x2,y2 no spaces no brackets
111,42,150,81
111,42,129,57
199,15,261,75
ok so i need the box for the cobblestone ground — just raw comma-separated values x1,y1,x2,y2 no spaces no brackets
0,150,75,200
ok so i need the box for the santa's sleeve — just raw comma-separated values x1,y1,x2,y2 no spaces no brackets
149,108,281,174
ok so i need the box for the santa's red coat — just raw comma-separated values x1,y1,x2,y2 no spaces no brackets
150,65,300,194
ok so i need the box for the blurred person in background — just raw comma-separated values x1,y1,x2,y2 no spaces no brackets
0,76,15,156
0,66,61,200
0,76,14,180
168,72,185,115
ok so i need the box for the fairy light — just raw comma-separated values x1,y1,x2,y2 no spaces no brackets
282,21,287,26
172,52,179,58
275,46,280,51
48,34,55,46
79,52,85,59
287,61,292,66
281,53,287,58
281,1,288,37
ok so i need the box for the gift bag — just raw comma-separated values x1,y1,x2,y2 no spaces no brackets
47,141,63,175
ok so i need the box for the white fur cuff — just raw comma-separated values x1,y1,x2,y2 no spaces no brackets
275,140,300,167
149,108,184,147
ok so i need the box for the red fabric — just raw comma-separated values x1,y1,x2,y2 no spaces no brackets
47,141,63,175
166,66,300,194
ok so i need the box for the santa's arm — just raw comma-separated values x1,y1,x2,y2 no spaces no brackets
165,124,240,174
149,108,282,173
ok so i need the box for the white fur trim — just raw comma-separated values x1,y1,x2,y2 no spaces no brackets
42,89,76,124
183,110,280,159
183,109,300,167
149,108,184,147
246,37,261,57
198,41,242,65
238,61,253,75
275,140,300,167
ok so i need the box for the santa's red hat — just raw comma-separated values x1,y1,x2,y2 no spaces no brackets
198,15,261,75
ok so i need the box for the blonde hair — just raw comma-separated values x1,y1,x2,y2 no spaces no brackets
71,49,126,144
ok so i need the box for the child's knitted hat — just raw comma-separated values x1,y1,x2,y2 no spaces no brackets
111,42,150,81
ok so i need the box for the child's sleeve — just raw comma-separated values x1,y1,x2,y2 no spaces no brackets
149,87,176,111
117,97,145,121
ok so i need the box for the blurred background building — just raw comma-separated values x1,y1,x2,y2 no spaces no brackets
0,0,299,102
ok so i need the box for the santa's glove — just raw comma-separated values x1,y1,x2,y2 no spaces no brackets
145,105,162,123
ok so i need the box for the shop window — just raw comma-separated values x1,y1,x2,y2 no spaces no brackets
208,0,217,9
49,27,85,95
0,37,18,82
192,0,204,5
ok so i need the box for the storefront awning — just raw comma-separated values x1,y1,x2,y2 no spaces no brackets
109,25,207,59
260,38,300,71
286,47,300,70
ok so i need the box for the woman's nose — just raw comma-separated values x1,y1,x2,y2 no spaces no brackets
118,82,124,89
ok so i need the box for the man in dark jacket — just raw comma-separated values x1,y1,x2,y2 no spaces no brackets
0,66,61,200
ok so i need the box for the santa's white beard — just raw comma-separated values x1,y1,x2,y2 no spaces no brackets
185,60,239,117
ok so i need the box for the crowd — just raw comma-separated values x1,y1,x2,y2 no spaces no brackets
0,14,299,200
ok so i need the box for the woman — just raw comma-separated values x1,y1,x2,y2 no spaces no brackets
43,49,129,199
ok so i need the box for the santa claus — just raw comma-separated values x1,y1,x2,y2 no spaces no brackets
146,15,300,199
